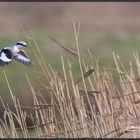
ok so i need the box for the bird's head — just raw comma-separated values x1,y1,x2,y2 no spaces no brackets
16,41,27,49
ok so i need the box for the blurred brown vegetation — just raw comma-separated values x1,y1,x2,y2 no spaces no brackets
0,2,140,34
0,2,140,131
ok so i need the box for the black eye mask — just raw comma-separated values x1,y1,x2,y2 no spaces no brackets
16,43,26,47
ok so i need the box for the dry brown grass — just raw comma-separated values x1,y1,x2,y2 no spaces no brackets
0,23,140,138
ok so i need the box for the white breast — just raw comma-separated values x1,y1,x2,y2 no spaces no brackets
6,45,20,54
13,46,20,54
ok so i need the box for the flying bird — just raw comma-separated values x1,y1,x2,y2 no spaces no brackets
0,41,32,67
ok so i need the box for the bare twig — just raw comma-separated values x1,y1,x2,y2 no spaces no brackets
51,37,78,57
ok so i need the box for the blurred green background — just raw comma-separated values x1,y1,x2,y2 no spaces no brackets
0,2,140,112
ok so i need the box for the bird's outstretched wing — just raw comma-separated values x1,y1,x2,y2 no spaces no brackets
0,50,12,66
13,50,32,67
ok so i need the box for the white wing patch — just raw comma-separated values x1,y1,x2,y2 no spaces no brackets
0,52,12,62
0,51,12,66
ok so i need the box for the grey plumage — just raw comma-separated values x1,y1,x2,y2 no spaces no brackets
0,41,32,67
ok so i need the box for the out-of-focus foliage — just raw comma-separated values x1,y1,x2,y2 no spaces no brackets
0,2,140,117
